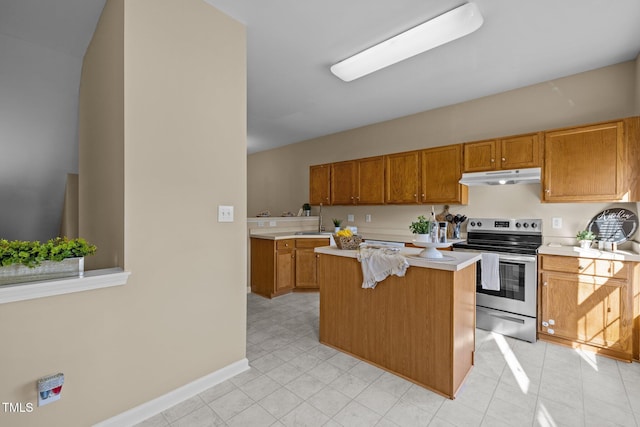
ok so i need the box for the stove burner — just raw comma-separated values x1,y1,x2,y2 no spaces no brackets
454,218,543,255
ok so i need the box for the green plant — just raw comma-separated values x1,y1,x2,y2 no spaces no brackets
576,230,596,241
409,215,433,234
332,218,342,227
0,237,97,268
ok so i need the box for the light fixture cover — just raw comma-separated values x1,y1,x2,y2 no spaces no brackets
331,3,483,82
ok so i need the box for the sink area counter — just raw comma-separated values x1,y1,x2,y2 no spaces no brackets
250,231,334,240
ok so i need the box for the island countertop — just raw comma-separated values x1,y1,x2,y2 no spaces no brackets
315,246,480,272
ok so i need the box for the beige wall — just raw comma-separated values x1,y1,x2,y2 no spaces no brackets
248,61,639,243
0,1,247,426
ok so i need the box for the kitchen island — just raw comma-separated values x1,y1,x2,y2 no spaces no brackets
315,246,480,399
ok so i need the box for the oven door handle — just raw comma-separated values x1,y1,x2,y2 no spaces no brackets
496,255,536,263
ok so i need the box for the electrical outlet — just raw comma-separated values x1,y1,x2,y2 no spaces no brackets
347,214,355,222
552,217,562,229
218,205,234,222
365,214,371,223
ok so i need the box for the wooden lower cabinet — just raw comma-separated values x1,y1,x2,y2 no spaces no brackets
295,239,327,288
318,251,476,398
276,245,295,292
538,255,639,361
251,237,329,298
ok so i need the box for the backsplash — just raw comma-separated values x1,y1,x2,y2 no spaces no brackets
308,184,639,248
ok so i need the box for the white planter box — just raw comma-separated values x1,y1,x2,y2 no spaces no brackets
0,257,84,286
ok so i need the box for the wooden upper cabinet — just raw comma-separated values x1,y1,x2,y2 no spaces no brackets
463,132,542,172
421,145,468,204
309,164,331,205
500,133,542,169
330,157,385,205
385,151,420,204
463,139,497,172
356,156,385,204
543,121,624,202
330,161,357,205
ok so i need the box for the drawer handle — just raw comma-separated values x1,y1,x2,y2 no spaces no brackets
578,265,584,270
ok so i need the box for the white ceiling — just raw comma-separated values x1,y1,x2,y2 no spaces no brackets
2,0,640,155
205,0,640,153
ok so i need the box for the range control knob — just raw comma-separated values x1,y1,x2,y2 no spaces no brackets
531,223,538,228
515,222,521,228
477,221,482,227
470,221,476,227
523,223,529,228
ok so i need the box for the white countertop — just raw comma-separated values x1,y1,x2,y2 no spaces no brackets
250,231,463,245
538,244,640,262
250,232,334,240
315,246,480,272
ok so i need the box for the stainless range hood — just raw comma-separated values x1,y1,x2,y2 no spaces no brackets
459,167,541,186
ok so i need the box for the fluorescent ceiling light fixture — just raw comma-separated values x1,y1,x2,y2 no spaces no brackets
330,3,483,82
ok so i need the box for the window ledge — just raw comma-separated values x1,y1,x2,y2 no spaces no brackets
0,268,130,304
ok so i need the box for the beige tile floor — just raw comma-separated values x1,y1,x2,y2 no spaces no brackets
136,292,640,427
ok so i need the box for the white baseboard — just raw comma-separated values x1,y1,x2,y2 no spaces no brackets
93,358,249,427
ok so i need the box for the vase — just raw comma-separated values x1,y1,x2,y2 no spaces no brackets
0,257,84,286
334,227,341,232
414,233,431,243
578,240,592,249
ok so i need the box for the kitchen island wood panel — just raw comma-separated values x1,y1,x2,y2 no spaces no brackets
318,252,476,398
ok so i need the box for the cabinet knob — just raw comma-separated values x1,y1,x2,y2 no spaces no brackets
356,196,360,200
491,158,495,163
501,157,506,161
285,243,289,247
545,189,550,193
543,282,548,286
578,265,583,270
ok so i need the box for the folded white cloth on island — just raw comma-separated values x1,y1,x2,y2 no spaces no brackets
357,247,410,289
481,253,500,291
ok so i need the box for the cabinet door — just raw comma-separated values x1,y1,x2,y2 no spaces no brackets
295,248,318,288
331,161,357,205
421,145,467,204
276,248,295,291
463,140,497,172
309,164,331,205
356,156,385,204
295,238,329,288
543,121,624,202
540,272,630,353
500,133,542,169
385,151,420,204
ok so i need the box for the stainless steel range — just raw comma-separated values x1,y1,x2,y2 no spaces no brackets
452,218,542,342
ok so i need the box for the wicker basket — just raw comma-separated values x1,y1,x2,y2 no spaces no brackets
333,234,363,250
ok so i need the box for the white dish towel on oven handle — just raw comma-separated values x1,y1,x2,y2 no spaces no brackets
481,253,500,291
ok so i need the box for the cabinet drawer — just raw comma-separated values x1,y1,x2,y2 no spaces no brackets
276,239,295,249
296,238,330,249
541,255,629,279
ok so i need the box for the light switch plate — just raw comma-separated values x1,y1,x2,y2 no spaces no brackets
218,205,234,222
347,214,355,222
552,217,562,229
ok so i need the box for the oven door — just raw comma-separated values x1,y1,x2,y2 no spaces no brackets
455,249,537,318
